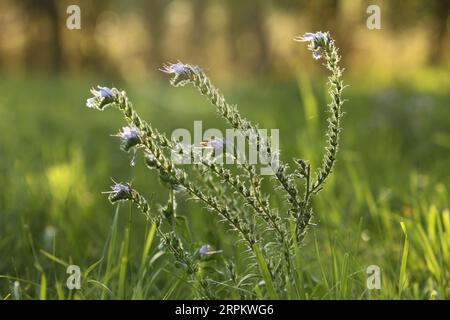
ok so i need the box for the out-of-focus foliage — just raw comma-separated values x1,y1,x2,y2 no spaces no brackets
0,0,448,80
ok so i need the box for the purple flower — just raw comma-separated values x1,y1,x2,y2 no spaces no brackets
298,32,316,42
201,138,227,154
199,244,210,258
313,31,326,41
294,31,328,60
295,32,326,45
160,62,191,76
106,182,133,203
86,86,117,110
160,62,200,86
312,50,322,60
99,86,116,100
116,124,142,151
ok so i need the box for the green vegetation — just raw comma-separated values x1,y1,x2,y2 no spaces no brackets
0,67,449,299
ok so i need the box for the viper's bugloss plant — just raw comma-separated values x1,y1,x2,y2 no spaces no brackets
85,31,345,299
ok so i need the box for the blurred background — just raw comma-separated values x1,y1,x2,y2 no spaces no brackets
1,0,449,78
0,0,449,299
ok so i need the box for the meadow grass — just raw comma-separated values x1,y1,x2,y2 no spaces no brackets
0,68,449,299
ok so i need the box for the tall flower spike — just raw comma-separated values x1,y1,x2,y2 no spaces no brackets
293,31,345,242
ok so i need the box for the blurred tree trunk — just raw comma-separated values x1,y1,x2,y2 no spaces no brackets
45,0,62,71
226,0,270,74
251,3,270,73
145,0,169,70
306,0,339,42
428,0,449,64
309,0,338,30
24,0,63,72
306,0,356,65
190,0,207,57
79,2,114,76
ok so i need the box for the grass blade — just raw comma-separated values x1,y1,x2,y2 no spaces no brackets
39,273,47,300
399,221,409,298
252,244,278,300
289,220,305,299
141,223,157,268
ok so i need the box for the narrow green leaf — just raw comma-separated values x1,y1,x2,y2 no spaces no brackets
254,284,264,300
39,273,47,300
141,223,157,268
252,244,278,300
399,221,409,297
101,205,120,299
40,250,69,267
289,220,305,299
55,281,65,300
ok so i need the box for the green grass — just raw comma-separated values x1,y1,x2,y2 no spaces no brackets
0,70,449,299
